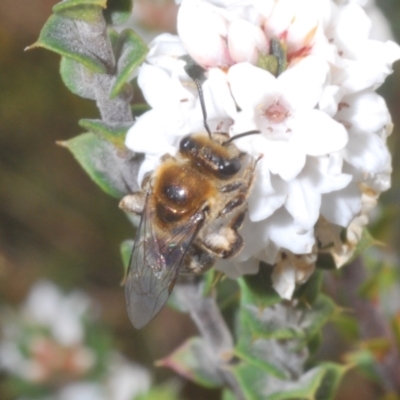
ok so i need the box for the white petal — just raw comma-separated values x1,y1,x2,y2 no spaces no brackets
271,261,296,300
228,19,268,64
58,383,105,400
147,33,187,60
340,40,400,92
336,91,391,134
108,361,151,400
343,133,390,176
228,62,278,110
201,68,237,121
279,56,329,111
303,155,352,194
215,258,259,279
285,176,321,230
321,183,362,227
319,85,346,117
248,158,287,221
178,0,232,67
264,140,306,181
232,216,271,261
332,3,371,57
266,209,315,254
293,110,348,156
23,281,61,324
125,110,175,155
138,64,194,111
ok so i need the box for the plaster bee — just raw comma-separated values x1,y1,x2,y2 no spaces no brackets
120,83,259,329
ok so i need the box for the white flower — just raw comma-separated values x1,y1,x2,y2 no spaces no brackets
106,355,151,400
125,0,400,299
0,281,96,383
23,280,91,346
228,58,348,181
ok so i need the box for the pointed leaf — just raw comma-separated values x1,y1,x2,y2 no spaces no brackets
346,229,378,265
79,118,130,148
60,56,97,99
110,29,148,98
344,349,380,382
136,384,179,400
229,362,346,400
222,390,236,400
30,15,106,73
104,0,133,25
132,103,151,117
60,132,142,198
238,292,335,343
53,0,106,23
157,337,224,388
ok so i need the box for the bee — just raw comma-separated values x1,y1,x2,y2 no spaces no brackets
120,82,259,329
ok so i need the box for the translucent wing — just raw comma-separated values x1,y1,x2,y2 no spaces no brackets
125,192,205,329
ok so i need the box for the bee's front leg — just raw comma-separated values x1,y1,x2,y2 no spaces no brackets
119,191,146,215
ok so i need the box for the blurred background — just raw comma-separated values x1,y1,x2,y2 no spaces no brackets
0,0,400,399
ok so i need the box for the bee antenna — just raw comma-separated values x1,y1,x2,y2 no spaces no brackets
223,130,261,145
195,79,212,139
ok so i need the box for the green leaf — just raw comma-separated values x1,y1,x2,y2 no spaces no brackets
201,269,217,297
234,335,287,379
132,103,151,117
346,229,377,265
238,263,281,310
136,384,179,400
229,362,346,400
222,390,236,400
60,132,142,198
120,239,134,277
238,291,335,343
110,29,148,98
157,337,224,388
79,118,130,148
108,27,120,50
104,0,133,25
344,349,380,382
294,270,323,305
60,57,97,99
332,313,360,342
307,332,322,356
53,0,106,23
30,15,107,73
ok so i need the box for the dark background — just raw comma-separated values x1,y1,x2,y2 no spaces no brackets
0,1,399,399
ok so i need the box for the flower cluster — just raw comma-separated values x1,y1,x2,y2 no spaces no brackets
0,281,150,400
125,0,400,298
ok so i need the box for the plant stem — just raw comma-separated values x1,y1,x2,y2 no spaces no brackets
75,19,133,124
175,278,245,400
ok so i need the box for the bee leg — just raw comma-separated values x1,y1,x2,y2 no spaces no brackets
219,194,246,217
220,181,244,193
230,210,246,231
182,245,215,274
198,228,244,259
119,191,146,215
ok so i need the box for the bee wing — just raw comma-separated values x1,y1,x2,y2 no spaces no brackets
125,192,205,329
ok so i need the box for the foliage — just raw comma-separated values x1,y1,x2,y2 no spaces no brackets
18,0,400,399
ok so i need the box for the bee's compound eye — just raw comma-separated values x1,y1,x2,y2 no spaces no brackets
219,158,241,176
179,135,198,154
